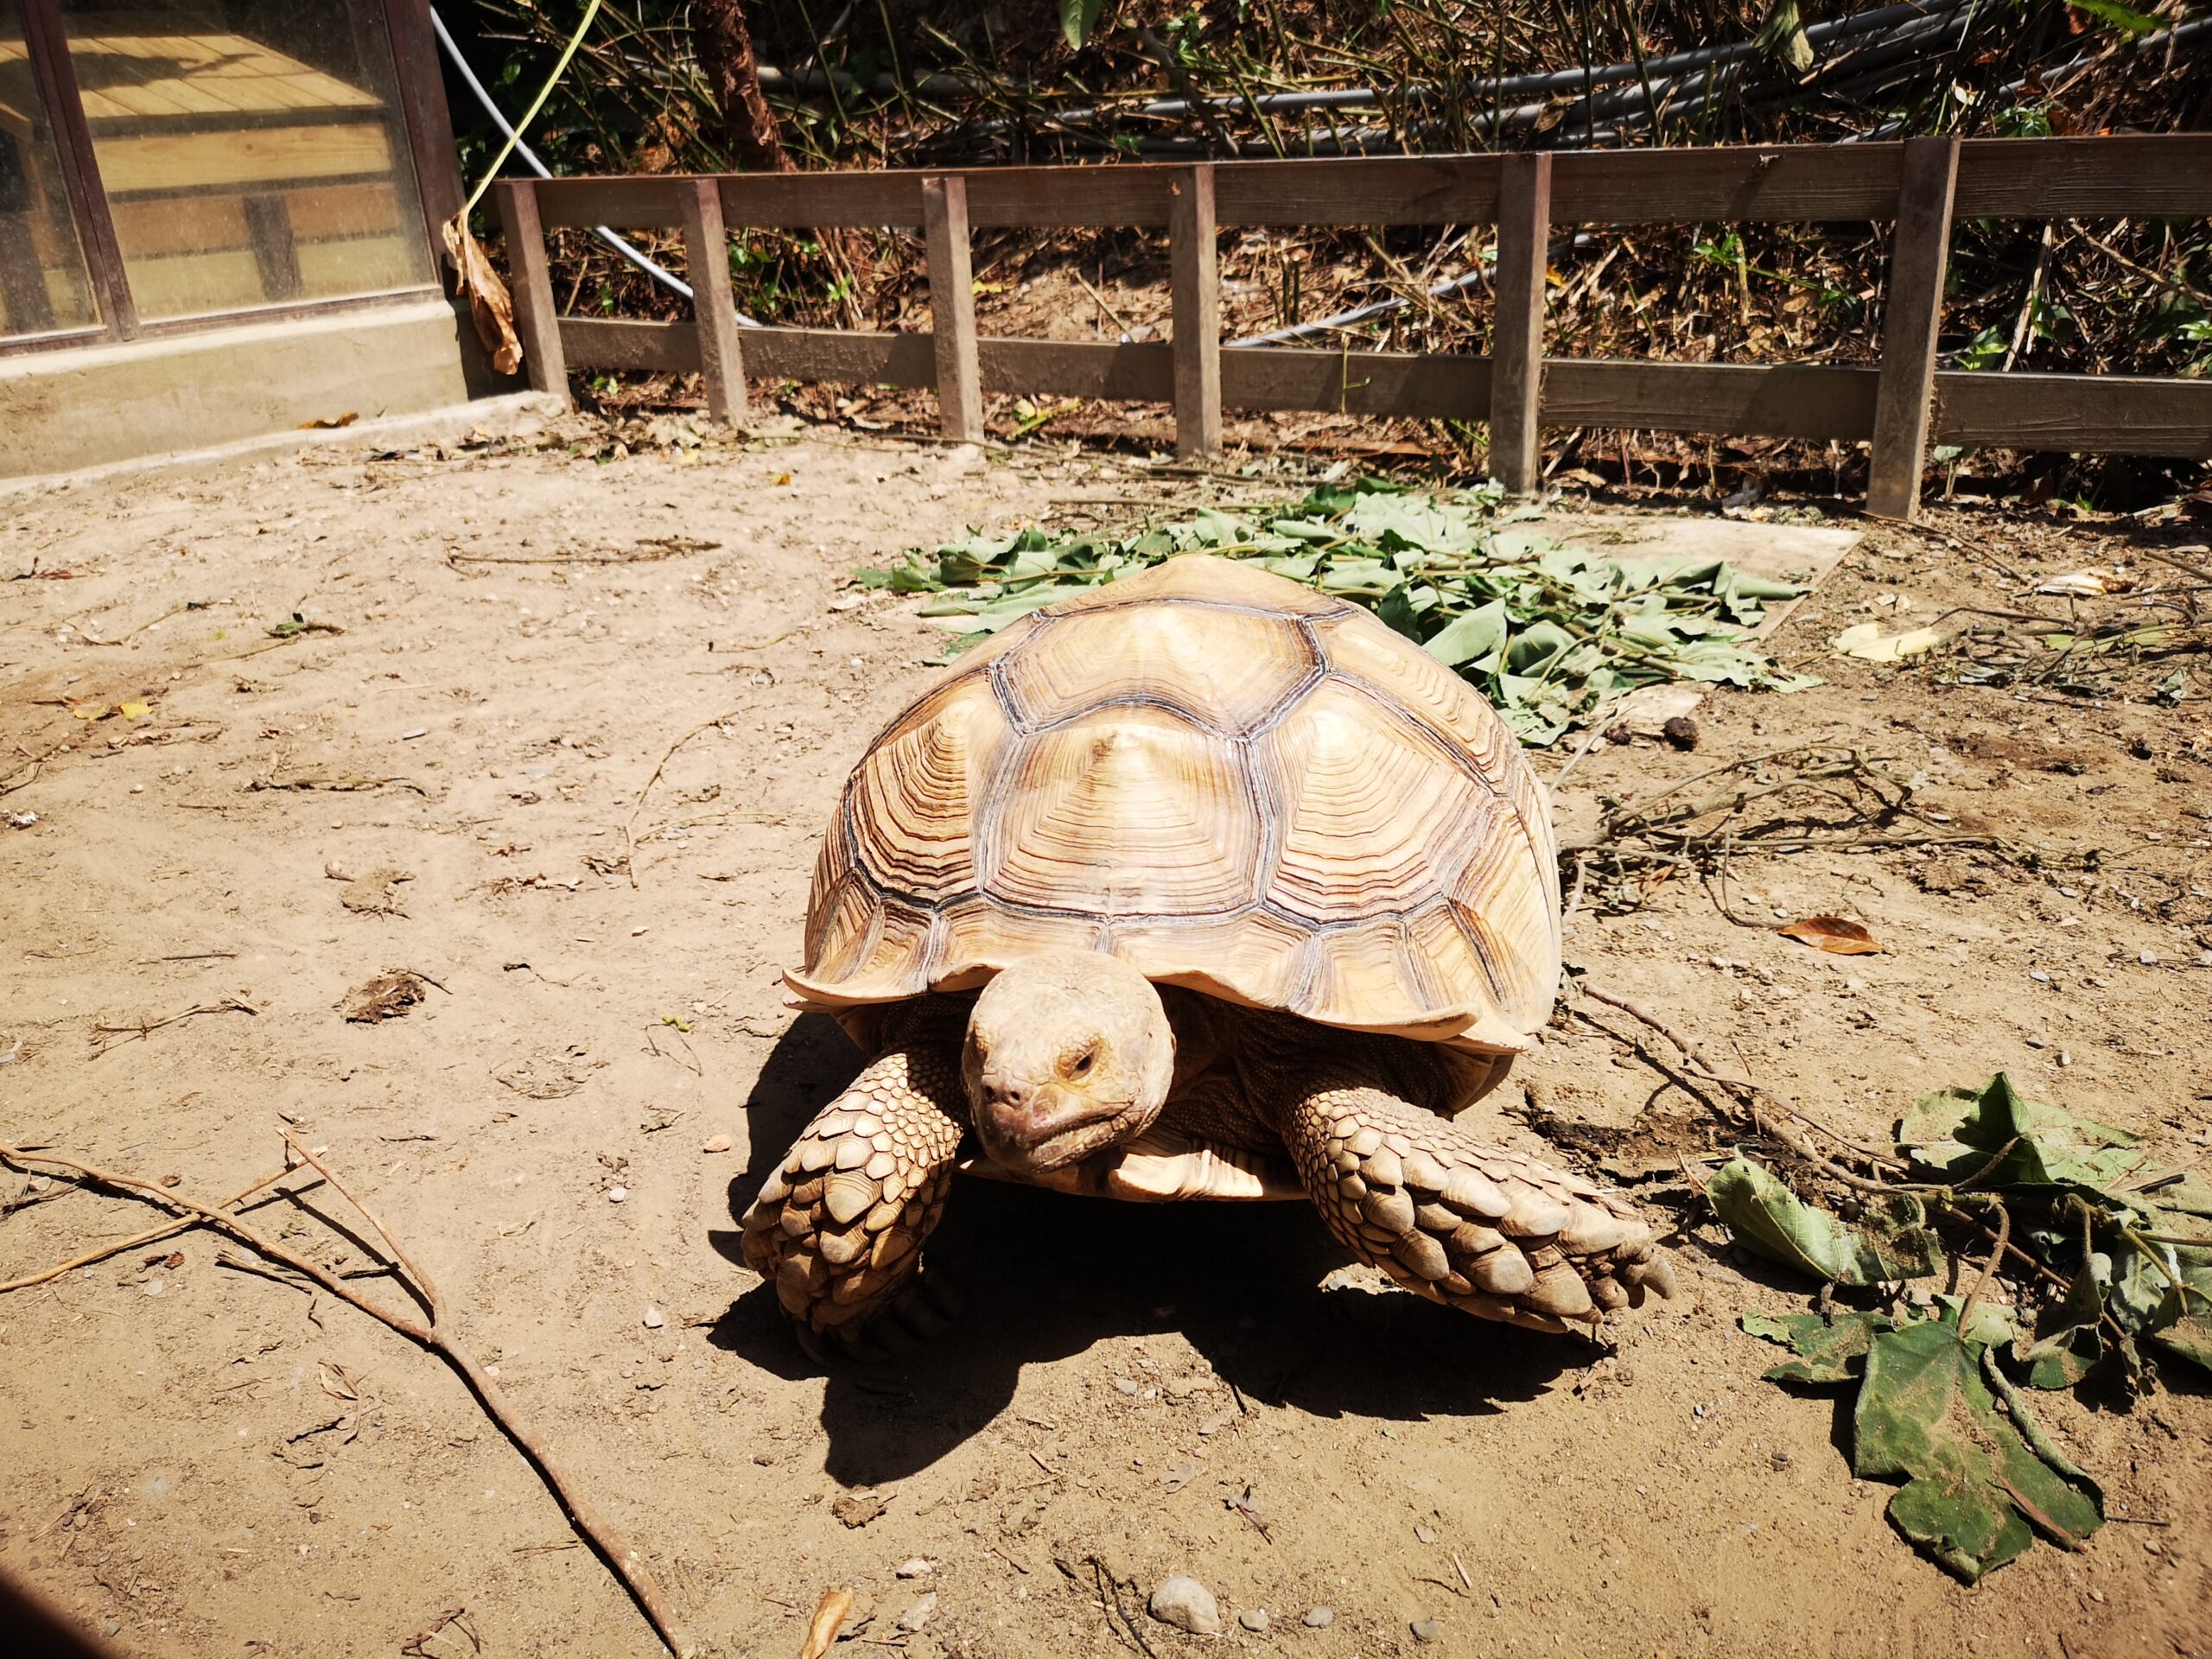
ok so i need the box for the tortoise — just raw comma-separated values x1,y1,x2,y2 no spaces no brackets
738,553,1674,1351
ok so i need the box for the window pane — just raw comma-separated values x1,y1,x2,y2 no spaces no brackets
0,0,101,339
58,1,434,322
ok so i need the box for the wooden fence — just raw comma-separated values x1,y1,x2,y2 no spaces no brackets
494,135,2212,521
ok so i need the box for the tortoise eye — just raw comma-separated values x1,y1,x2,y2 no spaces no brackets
1065,1046,1097,1079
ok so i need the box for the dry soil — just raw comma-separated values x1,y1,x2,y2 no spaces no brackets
2,413,2208,1659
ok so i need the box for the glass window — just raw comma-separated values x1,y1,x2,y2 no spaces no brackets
57,0,433,322
0,0,101,339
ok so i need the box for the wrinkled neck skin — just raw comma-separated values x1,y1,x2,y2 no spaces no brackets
959,950,1176,1175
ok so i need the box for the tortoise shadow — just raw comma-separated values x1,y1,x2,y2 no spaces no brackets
707,1020,1605,1487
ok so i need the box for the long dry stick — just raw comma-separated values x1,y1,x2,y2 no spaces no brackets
0,1136,693,1657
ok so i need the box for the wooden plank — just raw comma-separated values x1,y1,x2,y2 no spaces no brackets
558,317,699,373
1170,164,1221,460
965,167,1173,228
1214,156,1502,226
1866,136,1960,521
978,338,1174,401
531,137,2212,238
680,178,745,424
739,326,935,385
1550,144,1904,224
1932,372,2212,460
1490,152,1550,495
1539,359,1879,439
922,175,983,441
495,181,567,401
1223,347,1491,419
532,175,689,230
1955,137,2212,219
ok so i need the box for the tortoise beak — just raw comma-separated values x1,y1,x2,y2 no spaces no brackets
977,1081,1131,1173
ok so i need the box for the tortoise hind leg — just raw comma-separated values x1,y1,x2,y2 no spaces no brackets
738,1045,966,1356
1279,1070,1676,1333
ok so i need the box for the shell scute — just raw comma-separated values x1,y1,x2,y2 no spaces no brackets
994,600,1319,738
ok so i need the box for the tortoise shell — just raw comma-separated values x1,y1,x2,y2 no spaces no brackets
789,554,1561,1057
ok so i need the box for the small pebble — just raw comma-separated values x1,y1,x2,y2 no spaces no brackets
1239,1609,1270,1633
2138,950,2159,966
642,1307,664,1329
607,1185,629,1204
701,1135,734,1154
1414,1523,1437,1544
897,1593,938,1633
1147,1577,1222,1637
1303,1605,1336,1629
1412,1618,1442,1643
894,1557,936,1579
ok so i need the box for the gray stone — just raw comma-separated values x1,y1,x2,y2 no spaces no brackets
1412,1618,1442,1643
1239,1608,1270,1632
1148,1576,1223,1637
1302,1605,1336,1629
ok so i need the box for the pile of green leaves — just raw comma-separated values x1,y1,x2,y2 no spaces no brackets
855,480,1818,745
1713,1074,2211,1583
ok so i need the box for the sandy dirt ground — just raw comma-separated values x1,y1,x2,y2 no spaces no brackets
2,413,2208,1659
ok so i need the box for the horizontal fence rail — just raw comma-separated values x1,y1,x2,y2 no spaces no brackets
494,135,2212,520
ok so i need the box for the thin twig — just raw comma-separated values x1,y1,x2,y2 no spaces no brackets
622,708,742,887
89,998,257,1057
1955,1198,2012,1338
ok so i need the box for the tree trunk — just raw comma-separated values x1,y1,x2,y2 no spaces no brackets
695,0,793,173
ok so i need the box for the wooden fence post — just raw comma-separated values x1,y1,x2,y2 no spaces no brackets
1491,152,1552,497
922,175,984,442
493,180,568,404
1866,136,1961,522
680,178,746,425
1170,164,1222,460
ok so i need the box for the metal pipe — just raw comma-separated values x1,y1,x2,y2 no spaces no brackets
430,3,762,327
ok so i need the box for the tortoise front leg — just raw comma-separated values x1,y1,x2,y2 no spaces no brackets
738,1046,966,1354
1280,1070,1675,1333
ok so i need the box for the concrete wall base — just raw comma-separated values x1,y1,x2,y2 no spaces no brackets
0,297,480,480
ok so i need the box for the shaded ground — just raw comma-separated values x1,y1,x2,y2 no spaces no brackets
2,414,2208,1659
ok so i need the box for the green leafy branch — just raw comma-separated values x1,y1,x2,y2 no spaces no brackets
1709,1074,2211,1583
856,480,1820,746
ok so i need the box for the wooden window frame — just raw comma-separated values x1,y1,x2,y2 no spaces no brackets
2,0,461,359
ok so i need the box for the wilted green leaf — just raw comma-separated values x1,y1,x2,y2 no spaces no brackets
2013,1261,2107,1389
1708,1154,1945,1285
1897,1073,2147,1190
2066,0,2162,35
1854,1321,2102,1582
1743,1308,1894,1382
1058,0,1109,47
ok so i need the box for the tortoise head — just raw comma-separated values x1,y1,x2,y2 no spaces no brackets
963,950,1175,1175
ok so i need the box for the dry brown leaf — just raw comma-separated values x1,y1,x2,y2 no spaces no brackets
442,213,522,377
317,1362,360,1402
798,1586,854,1659
1777,916,1885,955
